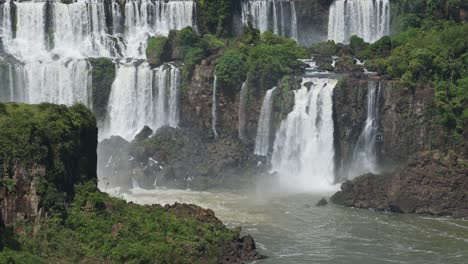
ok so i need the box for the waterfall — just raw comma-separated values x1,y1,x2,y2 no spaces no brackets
123,0,196,58
254,86,277,156
211,74,218,139
103,63,180,141
328,0,390,43
271,78,338,191
24,60,92,106
349,80,381,178
2,1,47,59
52,0,123,58
241,0,298,41
0,64,27,103
238,82,248,140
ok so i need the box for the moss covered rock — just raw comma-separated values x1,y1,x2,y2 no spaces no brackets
146,36,171,67
89,58,116,123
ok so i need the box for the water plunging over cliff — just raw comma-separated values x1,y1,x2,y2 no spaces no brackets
104,63,180,141
271,78,337,191
53,0,123,58
238,82,248,141
254,86,277,156
123,0,196,58
211,74,219,139
349,80,381,178
328,0,390,43
241,0,298,41
0,64,27,102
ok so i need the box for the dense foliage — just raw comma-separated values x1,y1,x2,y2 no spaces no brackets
0,103,97,216
391,0,465,32
370,21,468,135
215,29,308,94
1,182,237,263
196,0,234,36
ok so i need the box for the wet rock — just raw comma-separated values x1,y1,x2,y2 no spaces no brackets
133,126,153,142
316,198,328,207
331,151,468,218
220,234,266,264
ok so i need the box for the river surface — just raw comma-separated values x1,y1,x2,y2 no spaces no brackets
105,187,468,264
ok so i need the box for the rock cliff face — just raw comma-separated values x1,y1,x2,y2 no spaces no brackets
331,151,468,217
333,77,442,181
0,103,97,228
181,61,263,142
332,76,467,217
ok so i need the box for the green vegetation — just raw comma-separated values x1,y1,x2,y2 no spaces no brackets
146,36,171,66
196,0,233,36
370,21,468,134
391,0,465,32
214,28,308,95
89,58,116,123
0,103,97,213
1,182,236,263
215,49,247,95
0,103,240,263
246,31,309,92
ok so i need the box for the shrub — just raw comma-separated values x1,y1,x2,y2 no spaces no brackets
215,49,247,95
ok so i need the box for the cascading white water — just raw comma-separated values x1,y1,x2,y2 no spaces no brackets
241,0,298,41
328,0,390,43
349,80,380,178
104,63,180,141
271,78,338,191
254,86,277,156
0,1,93,107
53,0,124,58
4,1,47,59
123,0,196,58
24,60,93,106
211,73,219,139
0,64,27,102
238,82,248,141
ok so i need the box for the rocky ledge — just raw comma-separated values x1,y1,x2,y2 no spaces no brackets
331,151,468,218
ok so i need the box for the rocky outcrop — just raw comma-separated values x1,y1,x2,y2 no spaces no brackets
0,103,97,228
99,126,265,190
331,151,468,217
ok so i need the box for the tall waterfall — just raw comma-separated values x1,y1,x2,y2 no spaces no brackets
349,80,381,178
254,86,276,156
238,82,248,140
0,0,190,135
241,0,298,41
328,0,390,43
0,0,196,59
103,63,180,141
211,74,219,139
271,78,337,191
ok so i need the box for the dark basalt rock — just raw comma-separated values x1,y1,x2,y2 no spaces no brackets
316,197,328,207
220,234,266,264
331,151,468,217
